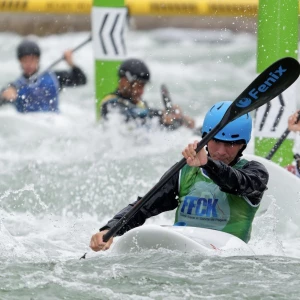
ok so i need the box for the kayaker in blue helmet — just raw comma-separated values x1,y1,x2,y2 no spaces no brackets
90,101,269,251
101,58,195,130
0,39,87,113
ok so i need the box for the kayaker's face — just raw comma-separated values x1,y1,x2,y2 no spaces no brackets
118,77,132,98
119,77,146,104
130,80,145,103
207,139,244,165
20,55,39,76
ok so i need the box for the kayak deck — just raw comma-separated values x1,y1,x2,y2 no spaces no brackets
111,225,254,256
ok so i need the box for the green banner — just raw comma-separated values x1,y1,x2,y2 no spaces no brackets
92,0,126,120
255,0,298,166
257,0,298,71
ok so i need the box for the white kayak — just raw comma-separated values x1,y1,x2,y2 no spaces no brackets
244,154,300,234
111,224,254,256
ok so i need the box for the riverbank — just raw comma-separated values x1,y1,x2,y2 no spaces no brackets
0,13,257,36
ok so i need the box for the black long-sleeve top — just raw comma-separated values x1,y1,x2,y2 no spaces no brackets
55,66,87,89
101,91,185,130
101,91,162,119
100,157,269,236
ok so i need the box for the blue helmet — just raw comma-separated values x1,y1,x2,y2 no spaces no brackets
202,101,252,144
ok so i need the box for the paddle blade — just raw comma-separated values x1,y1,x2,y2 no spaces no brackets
195,57,300,152
221,57,300,126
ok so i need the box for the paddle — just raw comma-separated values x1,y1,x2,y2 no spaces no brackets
44,35,92,71
102,57,300,242
161,84,173,112
265,111,300,160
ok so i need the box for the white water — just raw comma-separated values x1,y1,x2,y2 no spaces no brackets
0,29,300,299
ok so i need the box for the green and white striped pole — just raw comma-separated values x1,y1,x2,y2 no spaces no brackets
254,0,299,166
91,0,127,120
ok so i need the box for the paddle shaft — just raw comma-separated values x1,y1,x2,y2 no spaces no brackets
161,84,173,111
265,111,300,160
102,57,300,243
45,35,92,71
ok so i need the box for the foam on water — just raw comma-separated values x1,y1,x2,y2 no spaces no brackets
0,28,300,299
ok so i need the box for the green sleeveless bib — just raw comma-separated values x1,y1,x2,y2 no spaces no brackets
176,159,259,243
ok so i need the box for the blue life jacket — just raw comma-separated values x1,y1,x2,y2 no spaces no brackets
13,71,60,113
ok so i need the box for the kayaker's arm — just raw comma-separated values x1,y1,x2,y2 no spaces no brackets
55,66,87,89
202,158,269,205
148,107,163,118
100,171,180,236
149,107,182,130
149,105,195,130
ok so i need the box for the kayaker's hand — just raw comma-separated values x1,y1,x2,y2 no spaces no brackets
162,105,195,129
288,110,300,132
161,105,183,125
90,230,114,252
1,86,17,102
182,140,208,167
182,114,195,129
63,50,74,67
